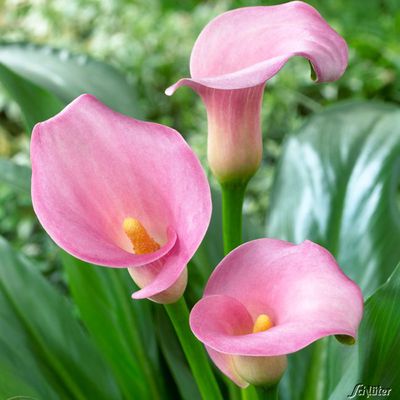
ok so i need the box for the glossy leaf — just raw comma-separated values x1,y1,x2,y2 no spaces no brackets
0,289,58,399
62,253,165,400
0,236,122,400
358,263,400,397
267,101,400,296
266,101,400,400
0,63,63,132
0,158,31,192
0,43,142,118
330,264,400,399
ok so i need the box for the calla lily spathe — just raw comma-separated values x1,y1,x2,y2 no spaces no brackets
166,1,348,183
190,239,363,387
31,94,211,303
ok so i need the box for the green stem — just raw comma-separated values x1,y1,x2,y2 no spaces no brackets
241,385,259,400
221,180,248,399
164,297,223,400
221,181,248,254
255,385,279,400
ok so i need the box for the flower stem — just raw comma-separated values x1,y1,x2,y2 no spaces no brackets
221,181,248,254
241,385,259,400
164,297,223,400
255,384,279,400
220,180,248,399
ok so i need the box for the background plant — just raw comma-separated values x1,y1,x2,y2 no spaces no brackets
0,1,399,399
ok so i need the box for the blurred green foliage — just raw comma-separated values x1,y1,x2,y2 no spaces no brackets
0,0,399,263
0,2,400,398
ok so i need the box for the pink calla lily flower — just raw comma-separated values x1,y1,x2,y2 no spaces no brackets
190,239,363,387
31,94,211,303
166,1,348,183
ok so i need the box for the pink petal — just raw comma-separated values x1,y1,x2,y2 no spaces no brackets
130,238,187,300
190,294,253,387
190,239,363,356
166,1,347,94
32,94,211,297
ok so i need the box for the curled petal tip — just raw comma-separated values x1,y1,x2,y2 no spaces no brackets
130,266,188,304
179,2,348,90
165,86,175,96
335,334,356,345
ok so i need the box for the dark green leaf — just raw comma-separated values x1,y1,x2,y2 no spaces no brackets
0,289,59,399
0,43,143,118
266,101,400,400
156,308,201,400
358,263,400,397
0,63,63,132
330,264,400,399
0,236,122,400
267,101,400,295
62,253,165,400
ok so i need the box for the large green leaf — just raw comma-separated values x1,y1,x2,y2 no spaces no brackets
0,236,122,400
330,264,400,399
266,101,400,400
0,42,142,118
267,101,400,296
0,63,63,132
358,263,400,397
62,253,165,400
0,288,59,399
156,308,201,400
